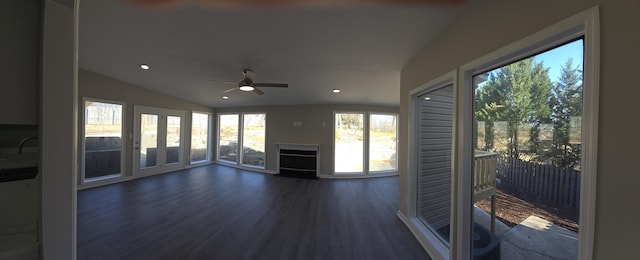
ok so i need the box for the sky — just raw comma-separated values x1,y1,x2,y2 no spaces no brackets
477,38,584,89
533,39,583,83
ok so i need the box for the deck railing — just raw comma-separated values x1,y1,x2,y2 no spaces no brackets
473,150,498,232
474,150,498,202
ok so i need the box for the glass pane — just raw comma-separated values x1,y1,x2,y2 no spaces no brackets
416,85,453,244
472,39,583,259
242,114,266,167
334,113,364,173
218,114,239,162
166,116,181,164
140,114,158,168
84,101,122,179
191,112,210,162
369,114,398,172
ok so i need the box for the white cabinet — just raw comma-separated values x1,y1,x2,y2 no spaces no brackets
0,0,42,125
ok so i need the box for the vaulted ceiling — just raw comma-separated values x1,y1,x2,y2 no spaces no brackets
79,1,464,108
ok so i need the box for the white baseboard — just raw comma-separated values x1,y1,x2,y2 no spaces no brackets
319,173,398,179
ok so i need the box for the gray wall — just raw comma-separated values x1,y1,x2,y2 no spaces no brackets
399,0,640,258
78,69,215,180
216,104,398,176
0,0,41,125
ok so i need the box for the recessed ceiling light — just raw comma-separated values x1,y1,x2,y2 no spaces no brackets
140,64,150,70
222,96,229,99
423,97,431,100
332,89,341,93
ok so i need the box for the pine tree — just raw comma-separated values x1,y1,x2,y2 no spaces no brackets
475,58,552,159
549,58,582,169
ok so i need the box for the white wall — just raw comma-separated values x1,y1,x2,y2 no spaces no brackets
400,0,640,258
41,0,76,259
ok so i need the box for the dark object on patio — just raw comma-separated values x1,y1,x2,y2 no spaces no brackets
436,222,501,260
472,222,501,260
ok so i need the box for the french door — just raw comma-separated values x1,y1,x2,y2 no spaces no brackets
133,106,185,176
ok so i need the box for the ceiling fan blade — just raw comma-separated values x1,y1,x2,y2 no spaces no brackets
223,87,238,93
254,83,288,88
252,88,264,95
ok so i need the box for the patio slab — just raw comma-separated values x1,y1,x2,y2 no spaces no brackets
474,207,578,259
501,215,578,259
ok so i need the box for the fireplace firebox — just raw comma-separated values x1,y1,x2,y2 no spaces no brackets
276,143,319,179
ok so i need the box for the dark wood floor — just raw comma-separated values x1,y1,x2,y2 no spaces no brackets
77,164,430,260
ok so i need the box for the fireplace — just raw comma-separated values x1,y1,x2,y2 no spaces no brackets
276,143,319,179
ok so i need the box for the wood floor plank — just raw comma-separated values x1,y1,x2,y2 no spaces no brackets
77,164,430,260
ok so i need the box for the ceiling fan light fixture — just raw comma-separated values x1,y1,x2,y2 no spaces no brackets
239,85,255,91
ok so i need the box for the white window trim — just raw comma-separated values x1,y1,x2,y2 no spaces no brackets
80,97,126,185
368,112,399,174
403,70,458,260
457,6,600,260
240,112,267,169
332,111,400,176
333,111,367,175
189,111,212,165
216,112,267,170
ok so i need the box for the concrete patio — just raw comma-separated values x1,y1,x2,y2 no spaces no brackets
474,206,578,259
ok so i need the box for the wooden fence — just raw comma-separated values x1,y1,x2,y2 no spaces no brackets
497,157,580,209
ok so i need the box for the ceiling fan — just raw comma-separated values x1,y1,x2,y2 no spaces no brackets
223,69,288,95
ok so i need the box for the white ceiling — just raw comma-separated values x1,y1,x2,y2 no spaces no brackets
79,1,462,108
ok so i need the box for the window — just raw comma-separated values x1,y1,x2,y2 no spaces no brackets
471,38,584,259
416,85,454,245
369,113,398,172
191,112,211,163
166,116,181,164
403,8,599,260
242,113,266,167
406,72,457,257
217,113,267,169
83,99,124,181
455,9,598,259
334,112,364,173
334,112,398,175
218,114,239,163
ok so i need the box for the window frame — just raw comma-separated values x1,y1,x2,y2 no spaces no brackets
456,7,600,259
216,112,267,170
190,111,212,165
216,113,241,164
401,7,599,260
405,70,458,259
241,112,267,169
80,97,126,185
333,111,399,176
368,112,399,174
333,111,366,174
